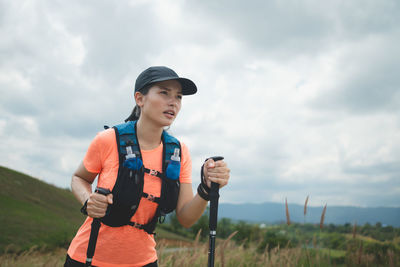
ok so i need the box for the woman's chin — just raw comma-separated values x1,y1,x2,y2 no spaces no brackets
159,118,175,128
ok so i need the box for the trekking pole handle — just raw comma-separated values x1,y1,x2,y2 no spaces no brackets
95,187,111,195
209,156,224,195
95,187,112,217
209,156,224,163
209,156,224,230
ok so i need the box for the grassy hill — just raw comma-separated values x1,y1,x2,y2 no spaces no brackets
0,166,193,255
0,166,83,253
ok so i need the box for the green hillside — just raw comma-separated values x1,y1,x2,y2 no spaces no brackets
0,166,193,255
0,166,83,253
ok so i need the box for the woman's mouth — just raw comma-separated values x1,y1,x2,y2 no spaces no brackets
163,110,175,119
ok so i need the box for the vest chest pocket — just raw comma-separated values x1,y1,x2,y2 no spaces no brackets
101,165,144,227
160,177,180,215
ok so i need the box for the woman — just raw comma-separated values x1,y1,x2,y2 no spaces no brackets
65,66,231,267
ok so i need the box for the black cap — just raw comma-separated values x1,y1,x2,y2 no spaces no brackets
135,66,197,95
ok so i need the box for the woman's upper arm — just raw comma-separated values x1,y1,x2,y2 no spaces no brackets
73,161,98,183
74,131,106,183
176,183,193,215
179,142,192,184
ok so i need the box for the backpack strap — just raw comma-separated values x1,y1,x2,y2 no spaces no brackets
142,192,161,203
105,121,182,235
85,219,100,266
162,131,181,171
114,121,141,165
129,130,182,234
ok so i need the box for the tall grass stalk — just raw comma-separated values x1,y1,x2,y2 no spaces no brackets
304,195,309,224
285,197,291,226
320,204,327,229
220,231,237,267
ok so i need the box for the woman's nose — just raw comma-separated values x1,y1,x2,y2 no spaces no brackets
169,101,178,108
168,98,179,107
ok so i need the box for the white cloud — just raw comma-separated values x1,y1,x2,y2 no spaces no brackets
0,0,399,207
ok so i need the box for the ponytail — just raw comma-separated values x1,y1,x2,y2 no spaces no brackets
124,84,153,122
125,105,141,122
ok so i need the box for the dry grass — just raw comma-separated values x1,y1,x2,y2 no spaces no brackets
2,198,398,267
0,247,67,267
320,204,327,229
285,198,291,226
220,231,237,267
157,239,307,267
304,195,309,225
2,234,398,267
304,195,309,217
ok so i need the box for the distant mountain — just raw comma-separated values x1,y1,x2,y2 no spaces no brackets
218,202,400,227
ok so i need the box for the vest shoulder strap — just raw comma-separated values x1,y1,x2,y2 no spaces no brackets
113,121,140,163
113,121,181,166
161,130,181,170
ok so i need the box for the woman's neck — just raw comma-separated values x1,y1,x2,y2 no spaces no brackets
136,118,164,150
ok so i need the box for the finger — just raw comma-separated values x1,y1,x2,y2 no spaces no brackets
209,160,226,168
107,194,113,204
87,205,107,218
92,193,109,204
203,159,214,181
205,158,215,168
87,200,108,212
88,207,106,217
90,200,108,211
206,162,227,174
208,176,229,188
207,168,230,177
89,197,109,210
88,210,105,218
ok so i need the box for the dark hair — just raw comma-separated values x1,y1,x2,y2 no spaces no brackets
125,84,152,122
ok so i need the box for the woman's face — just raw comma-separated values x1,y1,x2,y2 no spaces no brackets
136,80,183,127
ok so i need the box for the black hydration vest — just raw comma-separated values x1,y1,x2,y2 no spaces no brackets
101,120,181,234
85,121,182,266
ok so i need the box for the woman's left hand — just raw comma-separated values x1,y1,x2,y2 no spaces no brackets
203,158,230,188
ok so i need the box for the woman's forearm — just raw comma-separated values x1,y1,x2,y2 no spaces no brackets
176,194,208,228
176,159,230,228
175,183,209,228
71,162,97,205
71,175,92,205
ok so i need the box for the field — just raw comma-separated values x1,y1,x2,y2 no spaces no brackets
1,226,399,267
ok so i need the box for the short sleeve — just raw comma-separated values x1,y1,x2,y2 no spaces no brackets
179,142,192,184
83,133,103,173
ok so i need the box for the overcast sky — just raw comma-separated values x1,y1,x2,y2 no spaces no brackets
1,0,399,208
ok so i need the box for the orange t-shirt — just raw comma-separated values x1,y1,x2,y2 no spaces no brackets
67,129,192,267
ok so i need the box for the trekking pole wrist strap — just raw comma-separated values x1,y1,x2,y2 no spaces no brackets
198,156,224,201
197,183,210,201
80,199,89,216
198,161,211,201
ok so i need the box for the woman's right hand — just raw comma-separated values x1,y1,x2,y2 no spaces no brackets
86,192,113,218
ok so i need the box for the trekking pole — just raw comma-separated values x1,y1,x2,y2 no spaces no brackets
208,156,224,267
85,187,111,267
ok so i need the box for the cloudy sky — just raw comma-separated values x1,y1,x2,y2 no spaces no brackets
1,0,399,208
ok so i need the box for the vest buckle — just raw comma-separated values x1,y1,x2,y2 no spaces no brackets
130,222,144,229
146,194,156,202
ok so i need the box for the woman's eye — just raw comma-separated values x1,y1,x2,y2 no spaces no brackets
177,95,182,100
160,90,168,95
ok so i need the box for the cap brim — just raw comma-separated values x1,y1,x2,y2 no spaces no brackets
150,76,197,95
